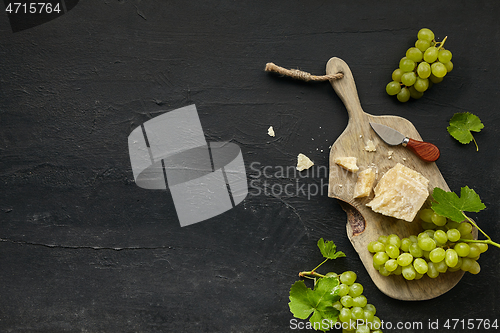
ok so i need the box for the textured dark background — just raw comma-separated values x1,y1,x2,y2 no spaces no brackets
1,1,499,332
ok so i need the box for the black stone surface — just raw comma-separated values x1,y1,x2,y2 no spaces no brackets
1,1,499,332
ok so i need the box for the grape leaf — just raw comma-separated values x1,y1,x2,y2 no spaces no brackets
447,112,483,149
317,238,346,260
431,186,486,222
289,277,340,331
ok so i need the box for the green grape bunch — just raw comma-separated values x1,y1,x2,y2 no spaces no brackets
368,210,485,280
386,28,453,102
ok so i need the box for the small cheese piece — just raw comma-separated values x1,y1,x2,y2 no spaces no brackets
353,168,376,198
296,153,314,171
366,163,429,222
268,126,275,137
364,140,377,152
334,156,359,173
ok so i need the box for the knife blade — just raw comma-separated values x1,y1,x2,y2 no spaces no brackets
370,122,440,162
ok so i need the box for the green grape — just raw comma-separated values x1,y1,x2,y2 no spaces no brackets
454,243,470,257
401,72,417,86
333,301,343,311
423,46,439,63
341,295,354,307
409,235,418,243
460,257,474,271
387,234,402,247
438,49,452,63
435,260,448,273
340,271,357,285
434,230,448,245
399,57,416,72
406,47,423,62
400,238,412,252
418,237,436,251
352,295,367,307
392,265,402,275
449,257,463,271
378,266,391,276
429,73,443,84
447,229,461,242
348,283,364,297
419,208,434,222
413,258,428,274
325,272,338,278
355,324,370,333
469,260,481,274
446,220,460,229
338,283,350,297
461,233,474,240
386,81,401,96
431,62,447,78
418,232,429,239
385,244,400,259
414,77,429,92
363,304,376,315
373,241,386,253
402,264,417,280
392,68,403,82
372,262,381,270
444,60,453,72
397,87,411,102
409,86,424,99
378,235,388,244
416,62,431,79
351,306,364,320
429,248,446,263
409,243,423,258
457,222,473,236
415,272,424,280
339,307,352,322
373,252,389,266
425,229,435,238
476,243,488,253
418,28,435,42
431,213,447,226
467,244,481,258
445,249,459,267
415,39,431,52
363,309,375,322
384,259,398,272
427,262,439,278
367,241,377,253
397,253,414,266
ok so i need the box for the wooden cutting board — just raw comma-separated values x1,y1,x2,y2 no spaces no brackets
326,57,474,301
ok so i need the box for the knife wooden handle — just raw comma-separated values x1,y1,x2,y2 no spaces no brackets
406,138,440,162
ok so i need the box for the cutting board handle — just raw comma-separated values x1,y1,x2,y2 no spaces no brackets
326,57,365,122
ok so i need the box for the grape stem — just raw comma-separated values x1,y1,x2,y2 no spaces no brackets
460,214,500,249
472,135,479,151
436,36,448,50
298,271,326,279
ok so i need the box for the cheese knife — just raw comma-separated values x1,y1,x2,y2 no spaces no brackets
370,122,440,162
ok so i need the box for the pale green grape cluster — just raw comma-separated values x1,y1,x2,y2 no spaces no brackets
327,271,383,333
368,209,487,280
386,28,453,102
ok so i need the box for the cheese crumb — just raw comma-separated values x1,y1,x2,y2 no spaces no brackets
268,126,275,137
334,156,359,173
388,150,393,156
364,140,377,152
353,168,376,198
296,153,314,171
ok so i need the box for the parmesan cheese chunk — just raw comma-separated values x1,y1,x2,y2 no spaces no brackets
366,163,429,222
334,156,359,173
296,153,314,171
353,168,376,198
268,126,275,137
